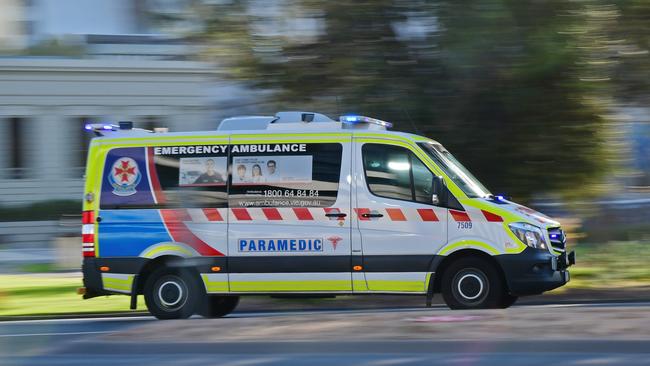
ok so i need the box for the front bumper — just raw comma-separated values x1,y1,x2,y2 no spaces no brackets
496,247,575,296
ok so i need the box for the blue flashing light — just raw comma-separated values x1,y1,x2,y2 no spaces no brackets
84,124,93,131
102,125,113,130
495,195,505,201
339,115,393,128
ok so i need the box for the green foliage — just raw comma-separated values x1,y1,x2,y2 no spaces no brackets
195,0,648,202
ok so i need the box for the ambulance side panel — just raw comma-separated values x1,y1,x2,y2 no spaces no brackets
94,139,230,294
353,138,448,293
227,135,353,292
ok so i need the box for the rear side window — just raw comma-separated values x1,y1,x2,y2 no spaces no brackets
362,143,433,204
100,145,228,209
228,143,342,208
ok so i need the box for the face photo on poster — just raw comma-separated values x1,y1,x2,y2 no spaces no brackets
179,157,227,186
232,155,312,184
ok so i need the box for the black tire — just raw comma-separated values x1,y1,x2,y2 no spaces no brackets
441,257,505,310
144,266,203,320
201,296,240,318
499,293,518,308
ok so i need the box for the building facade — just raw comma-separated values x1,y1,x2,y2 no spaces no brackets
0,57,217,205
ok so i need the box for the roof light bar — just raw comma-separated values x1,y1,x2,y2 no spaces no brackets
84,123,119,136
339,115,393,129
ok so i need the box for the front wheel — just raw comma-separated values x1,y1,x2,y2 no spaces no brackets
144,267,203,319
441,257,505,310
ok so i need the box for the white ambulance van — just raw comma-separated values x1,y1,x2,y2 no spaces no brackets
79,112,574,319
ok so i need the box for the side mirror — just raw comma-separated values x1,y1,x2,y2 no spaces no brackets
431,176,448,207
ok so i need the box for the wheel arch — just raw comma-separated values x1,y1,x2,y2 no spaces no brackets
430,249,508,295
135,255,188,295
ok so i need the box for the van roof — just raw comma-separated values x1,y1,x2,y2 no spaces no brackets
88,111,439,145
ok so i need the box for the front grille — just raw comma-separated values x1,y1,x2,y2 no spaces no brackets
547,227,566,253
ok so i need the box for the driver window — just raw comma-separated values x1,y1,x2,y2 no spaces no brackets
362,143,434,204
412,157,434,204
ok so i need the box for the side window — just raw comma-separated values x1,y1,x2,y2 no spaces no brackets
100,145,228,209
362,143,434,204
411,157,434,204
229,143,342,208
152,145,228,208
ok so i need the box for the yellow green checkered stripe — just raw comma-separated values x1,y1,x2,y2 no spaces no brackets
101,273,135,294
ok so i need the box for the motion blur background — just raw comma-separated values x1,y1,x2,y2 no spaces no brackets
0,0,648,315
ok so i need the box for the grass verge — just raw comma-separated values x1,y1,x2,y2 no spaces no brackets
0,275,144,317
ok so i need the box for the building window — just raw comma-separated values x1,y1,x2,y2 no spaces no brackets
9,117,25,179
79,117,93,168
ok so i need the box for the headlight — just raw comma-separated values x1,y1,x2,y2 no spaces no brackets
508,222,548,250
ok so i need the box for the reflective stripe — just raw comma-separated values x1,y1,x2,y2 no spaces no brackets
385,208,407,221
502,222,528,254
140,243,197,258
449,210,471,222
438,240,500,256
364,272,429,292
102,273,134,293
231,208,252,221
229,272,351,292
482,210,504,222
416,208,439,221
202,208,225,221
82,224,94,235
201,273,229,293
262,207,283,220
292,208,313,221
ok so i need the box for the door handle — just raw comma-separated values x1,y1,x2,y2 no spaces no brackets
325,213,347,218
96,216,102,223
361,213,383,218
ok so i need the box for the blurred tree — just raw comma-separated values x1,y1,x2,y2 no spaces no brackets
190,0,636,202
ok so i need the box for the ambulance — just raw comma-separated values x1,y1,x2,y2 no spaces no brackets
79,111,575,319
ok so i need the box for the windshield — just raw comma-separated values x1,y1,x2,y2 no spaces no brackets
418,142,491,198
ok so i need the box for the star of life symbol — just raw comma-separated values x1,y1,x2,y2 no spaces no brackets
108,157,141,196
327,236,343,250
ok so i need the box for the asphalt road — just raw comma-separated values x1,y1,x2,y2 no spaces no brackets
1,302,649,366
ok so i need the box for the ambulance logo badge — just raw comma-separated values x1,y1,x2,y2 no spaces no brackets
108,157,141,196
327,236,343,250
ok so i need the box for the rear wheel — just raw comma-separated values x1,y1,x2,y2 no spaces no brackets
201,296,240,318
144,267,203,319
441,257,504,310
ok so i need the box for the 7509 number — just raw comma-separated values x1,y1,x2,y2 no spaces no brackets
457,222,473,229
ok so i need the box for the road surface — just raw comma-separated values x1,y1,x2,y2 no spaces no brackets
1,301,649,365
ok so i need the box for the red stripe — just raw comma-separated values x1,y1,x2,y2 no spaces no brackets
292,207,314,220
481,210,503,222
385,208,407,221
417,208,439,222
82,234,94,243
202,208,224,222
231,208,252,221
262,208,283,220
450,210,471,222
355,208,370,221
160,209,223,256
147,147,166,204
